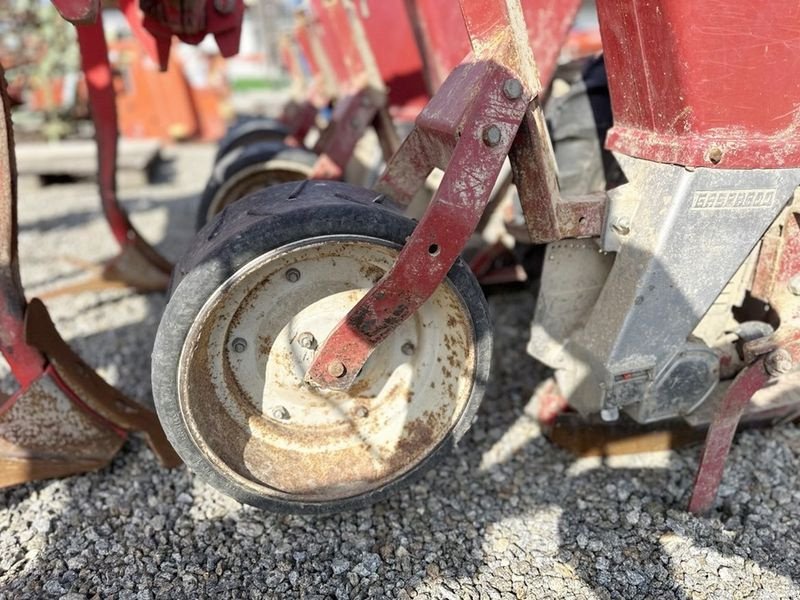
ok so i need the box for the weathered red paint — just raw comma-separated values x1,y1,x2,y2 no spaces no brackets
139,0,245,70
306,0,541,390
0,71,48,388
597,0,800,169
75,20,130,249
75,16,172,279
309,89,380,179
403,0,581,91
688,362,771,514
119,0,160,65
51,0,99,24
355,0,428,118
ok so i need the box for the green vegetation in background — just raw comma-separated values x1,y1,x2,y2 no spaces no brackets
231,76,291,93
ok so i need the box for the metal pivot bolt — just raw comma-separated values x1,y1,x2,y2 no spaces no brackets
232,338,247,353
354,405,369,418
502,78,523,100
401,342,415,356
600,407,620,422
788,274,800,295
298,332,317,350
482,125,502,147
765,349,793,376
707,146,724,165
271,406,290,420
611,217,631,236
327,361,346,378
285,268,301,283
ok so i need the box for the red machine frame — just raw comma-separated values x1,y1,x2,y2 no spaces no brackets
4,0,799,513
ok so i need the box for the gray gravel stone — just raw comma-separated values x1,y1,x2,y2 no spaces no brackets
0,145,799,599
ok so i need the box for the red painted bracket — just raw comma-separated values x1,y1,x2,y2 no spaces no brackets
75,17,172,278
305,0,601,390
306,58,532,390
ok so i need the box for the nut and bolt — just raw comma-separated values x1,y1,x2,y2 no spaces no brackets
502,78,523,100
600,407,620,422
231,337,248,353
401,341,415,356
611,216,631,236
327,360,347,378
271,406,290,420
354,405,369,418
285,268,301,283
482,124,502,147
298,332,317,350
765,348,793,376
788,274,800,296
707,146,724,165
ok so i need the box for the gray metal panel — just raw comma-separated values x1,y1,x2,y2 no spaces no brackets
562,162,800,415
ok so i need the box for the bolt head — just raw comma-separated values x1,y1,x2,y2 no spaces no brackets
298,332,317,350
707,146,724,165
271,406,290,420
789,275,800,296
327,360,346,378
482,125,502,147
502,78,523,100
765,349,793,376
354,405,369,418
401,341,415,356
285,268,301,283
232,337,247,353
600,407,620,422
611,217,631,236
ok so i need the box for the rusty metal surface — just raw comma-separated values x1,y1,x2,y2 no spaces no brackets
75,16,173,287
0,65,47,388
177,237,475,500
0,372,124,488
307,62,532,391
0,64,179,487
688,361,771,514
24,299,180,466
306,0,540,391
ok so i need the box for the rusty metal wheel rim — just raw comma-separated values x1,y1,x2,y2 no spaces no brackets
177,235,477,503
206,160,312,222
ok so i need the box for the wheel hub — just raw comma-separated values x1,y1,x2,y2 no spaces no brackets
178,236,476,503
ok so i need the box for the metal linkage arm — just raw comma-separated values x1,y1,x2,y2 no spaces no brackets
306,0,540,390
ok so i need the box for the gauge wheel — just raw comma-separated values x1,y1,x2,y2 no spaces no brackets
197,141,317,230
154,180,492,513
216,117,290,162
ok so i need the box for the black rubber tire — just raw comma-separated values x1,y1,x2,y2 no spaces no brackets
215,117,290,163
153,181,493,514
196,141,317,230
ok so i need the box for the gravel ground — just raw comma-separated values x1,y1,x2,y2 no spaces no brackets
2,144,800,599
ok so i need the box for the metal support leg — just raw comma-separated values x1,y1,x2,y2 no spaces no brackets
0,66,179,487
70,17,172,293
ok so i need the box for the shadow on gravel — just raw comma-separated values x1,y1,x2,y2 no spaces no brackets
2,186,800,598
